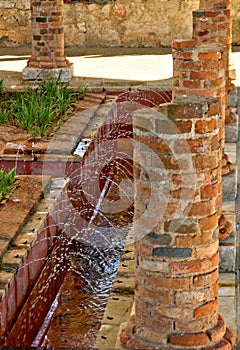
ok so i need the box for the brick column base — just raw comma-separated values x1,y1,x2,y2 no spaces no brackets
120,314,235,349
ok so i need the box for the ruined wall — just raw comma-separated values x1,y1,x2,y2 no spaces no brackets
0,0,240,48
0,0,31,47
232,0,240,45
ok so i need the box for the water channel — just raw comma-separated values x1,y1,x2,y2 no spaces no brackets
2,90,172,348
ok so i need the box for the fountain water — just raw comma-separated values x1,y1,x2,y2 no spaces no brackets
0,89,172,348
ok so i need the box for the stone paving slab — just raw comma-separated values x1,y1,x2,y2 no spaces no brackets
226,119,239,143
220,201,237,272
223,143,237,202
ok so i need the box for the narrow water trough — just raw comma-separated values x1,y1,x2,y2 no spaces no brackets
0,176,70,346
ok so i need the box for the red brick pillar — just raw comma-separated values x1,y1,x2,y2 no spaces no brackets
120,97,235,349
172,41,226,145
172,40,227,171
194,0,236,241
192,5,235,189
199,0,231,10
22,0,73,82
196,0,237,124
172,39,233,240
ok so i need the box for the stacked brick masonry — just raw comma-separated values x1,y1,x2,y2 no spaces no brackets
27,0,70,69
172,43,226,156
120,99,235,349
199,1,231,11
193,3,237,126
172,44,227,232
172,0,236,242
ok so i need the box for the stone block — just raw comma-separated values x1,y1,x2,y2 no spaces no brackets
219,244,236,272
225,119,239,143
22,64,74,83
113,276,134,294
117,259,135,276
222,170,237,201
94,324,120,350
101,294,133,326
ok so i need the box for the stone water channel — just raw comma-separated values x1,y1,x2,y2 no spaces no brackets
0,90,173,348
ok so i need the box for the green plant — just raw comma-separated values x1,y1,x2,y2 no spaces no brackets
78,82,90,99
0,167,16,202
0,80,3,94
0,78,88,137
0,107,10,123
0,81,10,123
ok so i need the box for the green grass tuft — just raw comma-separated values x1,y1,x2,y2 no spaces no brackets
0,168,16,202
0,78,88,137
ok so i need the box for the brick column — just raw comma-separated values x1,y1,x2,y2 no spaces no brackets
196,0,237,123
172,41,226,148
172,40,232,241
120,97,235,349
22,0,73,82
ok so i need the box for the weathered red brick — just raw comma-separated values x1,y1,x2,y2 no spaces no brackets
170,187,196,200
193,269,218,288
172,173,197,187
174,138,207,154
190,71,218,80
205,10,224,17
176,312,218,332
172,39,197,50
164,203,179,215
164,219,198,234
194,240,219,259
171,258,211,275
201,60,222,70
183,80,201,89
138,270,191,290
200,212,219,231
169,331,210,346
198,51,222,61
203,338,232,350
155,118,192,134
195,119,217,134
176,233,212,247
173,51,195,60
194,299,218,318
224,326,236,347
207,314,226,342
186,200,215,218
135,286,174,306
204,77,225,89
201,182,220,200
193,153,219,171
137,307,174,332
